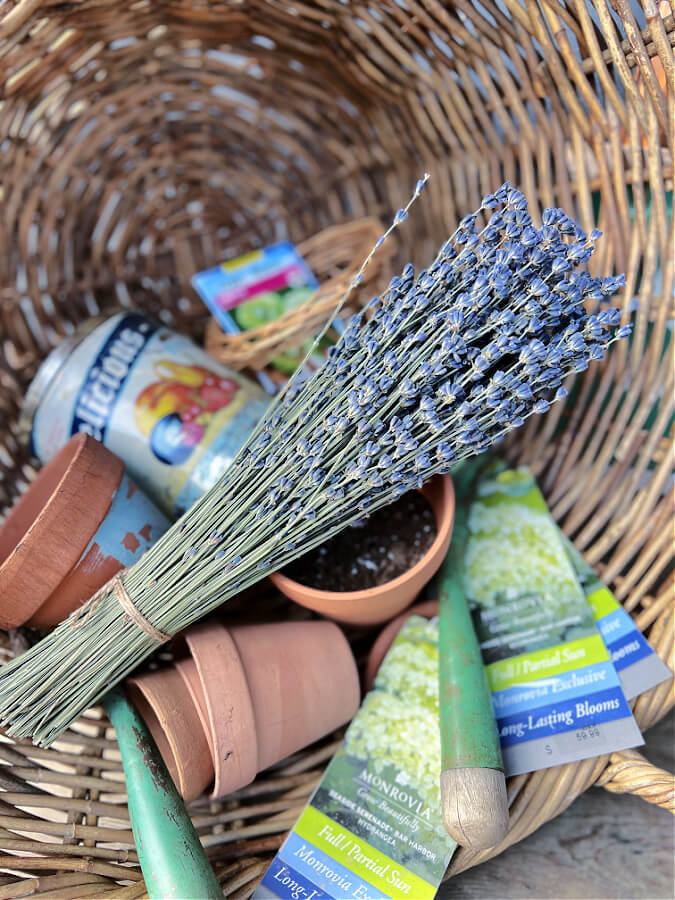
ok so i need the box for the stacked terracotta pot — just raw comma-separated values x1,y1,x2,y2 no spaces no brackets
128,618,360,802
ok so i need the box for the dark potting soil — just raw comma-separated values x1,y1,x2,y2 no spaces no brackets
283,491,437,592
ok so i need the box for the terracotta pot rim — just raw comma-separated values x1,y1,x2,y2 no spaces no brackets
0,433,124,628
126,668,214,804
184,621,258,798
269,474,454,602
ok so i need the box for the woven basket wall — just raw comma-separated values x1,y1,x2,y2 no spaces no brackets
0,0,673,897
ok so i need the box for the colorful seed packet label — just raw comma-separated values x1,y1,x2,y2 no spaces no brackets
561,536,672,701
192,242,331,377
192,242,317,316
461,462,643,776
254,616,457,900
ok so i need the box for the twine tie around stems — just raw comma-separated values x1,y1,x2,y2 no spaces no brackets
70,572,171,644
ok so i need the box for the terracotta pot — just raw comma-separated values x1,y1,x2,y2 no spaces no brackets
128,619,360,801
0,434,170,630
364,600,439,691
229,620,359,771
0,433,170,630
269,474,454,626
127,666,214,803
0,434,124,628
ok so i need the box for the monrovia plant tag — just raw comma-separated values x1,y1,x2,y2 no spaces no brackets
460,462,643,775
254,616,457,900
561,536,672,700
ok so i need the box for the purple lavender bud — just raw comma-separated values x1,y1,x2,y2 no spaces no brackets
568,242,592,263
437,442,455,461
521,225,539,247
513,382,534,401
542,208,559,226
598,308,621,326
400,378,418,404
602,274,626,294
506,188,527,209
437,381,461,404
495,182,510,202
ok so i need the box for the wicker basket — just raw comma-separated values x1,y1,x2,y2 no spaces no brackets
0,0,673,896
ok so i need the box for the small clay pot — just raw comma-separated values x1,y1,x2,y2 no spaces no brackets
0,433,169,630
229,620,359,771
269,474,454,626
128,619,360,801
127,666,214,804
364,600,439,691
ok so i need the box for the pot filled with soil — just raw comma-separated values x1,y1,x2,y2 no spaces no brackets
269,475,454,625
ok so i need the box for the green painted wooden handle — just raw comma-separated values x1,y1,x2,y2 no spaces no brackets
437,501,503,773
104,687,222,900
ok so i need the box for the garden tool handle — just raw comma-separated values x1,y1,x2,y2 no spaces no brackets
103,687,222,900
437,501,509,850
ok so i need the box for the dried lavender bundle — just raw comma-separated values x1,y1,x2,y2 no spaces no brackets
0,182,630,745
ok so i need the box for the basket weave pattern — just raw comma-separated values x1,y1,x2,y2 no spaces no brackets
0,0,673,896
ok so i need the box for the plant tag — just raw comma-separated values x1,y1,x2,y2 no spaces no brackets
192,242,318,317
253,617,457,900
192,242,336,378
462,463,643,776
561,536,672,700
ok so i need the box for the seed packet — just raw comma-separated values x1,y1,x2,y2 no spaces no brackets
192,242,335,378
460,462,643,775
561,536,672,700
253,616,457,900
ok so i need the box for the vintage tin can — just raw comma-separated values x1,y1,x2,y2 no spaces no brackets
21,311,270,518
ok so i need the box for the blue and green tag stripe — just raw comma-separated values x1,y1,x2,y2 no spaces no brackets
490,659,619,717
496,684,632,746
262,806,439,900
262,831,380,899
588,589,654,672
486,633,609,691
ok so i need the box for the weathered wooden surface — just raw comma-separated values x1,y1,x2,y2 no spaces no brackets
442,712,674,899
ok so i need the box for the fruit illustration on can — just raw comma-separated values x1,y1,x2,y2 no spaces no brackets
134,362,239,465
